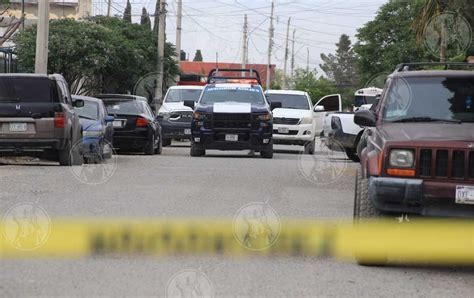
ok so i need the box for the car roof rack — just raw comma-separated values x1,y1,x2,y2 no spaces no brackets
394,62,474,72
207,68,262,85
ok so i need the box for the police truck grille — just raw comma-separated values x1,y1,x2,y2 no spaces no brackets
212,113,251,129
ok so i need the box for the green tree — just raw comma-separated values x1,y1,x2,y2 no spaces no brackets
140,7,151,30
293,69,338,104
354,0,429,84
14,18,179,97
320,34,359,102
123,0,132,23
193,49,203,62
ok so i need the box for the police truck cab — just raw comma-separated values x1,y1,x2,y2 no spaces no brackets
185,69,281,158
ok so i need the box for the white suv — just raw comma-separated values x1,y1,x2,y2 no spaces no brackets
265,90,317,154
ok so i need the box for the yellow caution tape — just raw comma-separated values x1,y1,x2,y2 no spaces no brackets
1,218,473,265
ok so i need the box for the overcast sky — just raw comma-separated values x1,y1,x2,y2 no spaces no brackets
92,0,387,73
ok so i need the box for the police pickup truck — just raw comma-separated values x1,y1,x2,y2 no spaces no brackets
184,69,281,158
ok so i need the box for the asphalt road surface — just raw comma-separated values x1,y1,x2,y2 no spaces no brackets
1,142,473,297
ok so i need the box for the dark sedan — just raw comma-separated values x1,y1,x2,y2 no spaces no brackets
98,94,162,155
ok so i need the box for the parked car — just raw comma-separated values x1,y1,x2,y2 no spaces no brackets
98,94,162,155
354,63,474,246
72,95,114,163
322,87,382,161
157,85,204,146
0,74,83,165
265,90,318,154
185,69,280,158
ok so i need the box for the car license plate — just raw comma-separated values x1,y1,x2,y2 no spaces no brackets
9,123,27,132
184,129,191,135
113,120,123,128
455,185,474,205
278,127,289,134
225,134,238,142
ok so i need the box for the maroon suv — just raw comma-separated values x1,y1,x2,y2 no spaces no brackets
354,63,474,219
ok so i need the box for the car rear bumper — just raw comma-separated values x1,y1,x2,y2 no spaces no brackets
112,129,150,150
192,129,273,151
369,177,474,218
160,121,191,139
0,138,66,152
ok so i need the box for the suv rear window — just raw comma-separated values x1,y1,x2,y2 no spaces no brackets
0,77,58,102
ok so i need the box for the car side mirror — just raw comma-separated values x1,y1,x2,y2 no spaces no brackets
314,105,325,112
73,99,84,108
105,115,114,123
184,100,195,110
354,109,376,127
270,102,282,110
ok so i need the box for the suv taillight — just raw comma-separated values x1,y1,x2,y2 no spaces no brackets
54,112,65,128
136,117,148,127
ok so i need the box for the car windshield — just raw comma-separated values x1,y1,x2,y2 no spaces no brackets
165,89,202,102
74,100,99,120
0,78,57,102
200,86,265,105
104,100,144,115
383,76,474,123
266,94,310,110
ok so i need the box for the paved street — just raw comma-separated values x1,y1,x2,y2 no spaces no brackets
0,143,473,297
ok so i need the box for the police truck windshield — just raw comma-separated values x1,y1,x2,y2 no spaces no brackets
200,86,265,105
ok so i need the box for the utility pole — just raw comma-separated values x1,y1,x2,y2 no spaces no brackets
242,14,248,73
282,17,291,90
35,0,49,74
266,1,274,90
290,29,295,89
154,0,167,112
107,0,112,17
21,0,25,30
306,48,309,72
176,0,182,63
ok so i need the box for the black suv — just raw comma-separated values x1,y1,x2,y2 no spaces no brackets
185,69,281,158
0,74,83,165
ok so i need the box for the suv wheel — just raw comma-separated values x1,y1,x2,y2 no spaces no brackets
260,143,273,159
59,137,83,166
345,148,360,162
190,143,205,157
354,168,387,266
304,139,315,155
144,134,156,155
162,138,172,147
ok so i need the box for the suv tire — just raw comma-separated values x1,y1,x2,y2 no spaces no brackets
162,138,172,147
155,136,163,155
354,168,387,266
190,143,205,157
260,143,273,159
304,139,315,155
345,148,360,162
58,137,83,166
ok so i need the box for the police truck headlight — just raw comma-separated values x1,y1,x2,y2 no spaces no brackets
389,149,414,168
299,117,313,125
192,112,206,120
